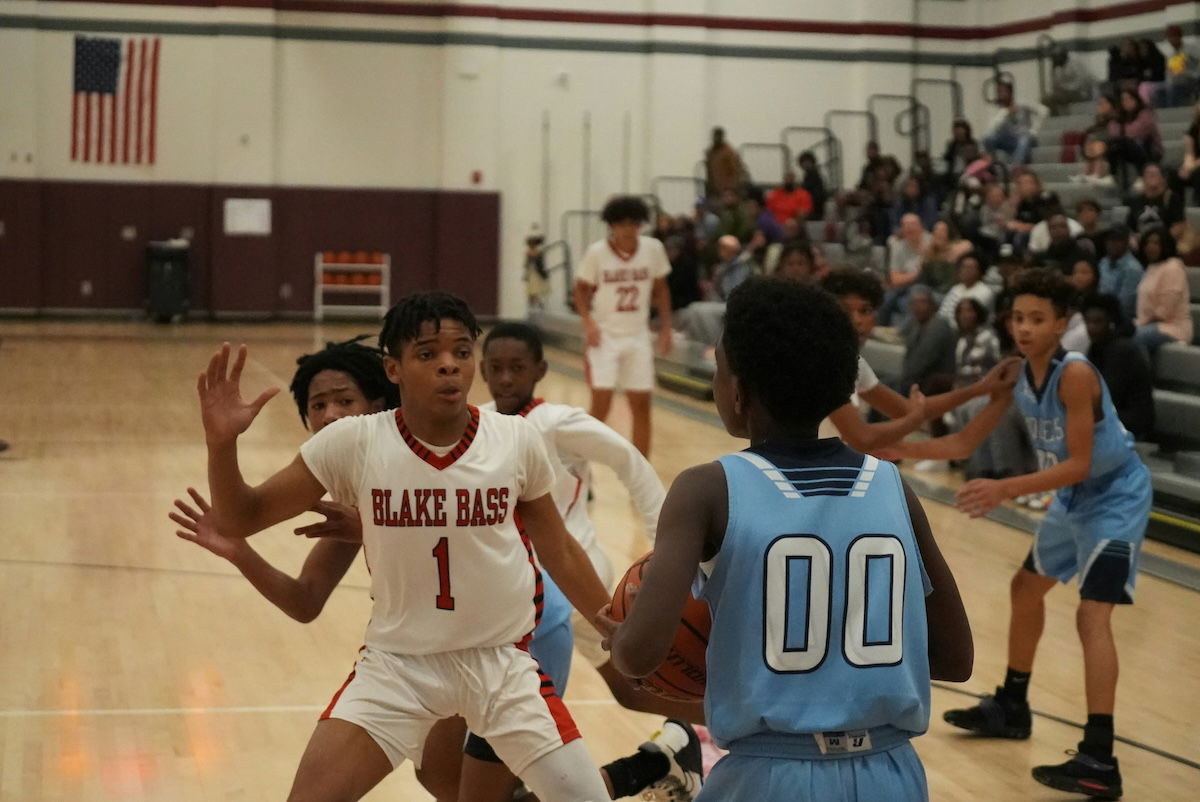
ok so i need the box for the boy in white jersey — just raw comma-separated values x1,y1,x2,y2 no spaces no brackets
196,292,612,802
573,195,673,457
815,267,1018,453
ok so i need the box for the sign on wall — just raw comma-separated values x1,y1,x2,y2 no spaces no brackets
223,198,272,236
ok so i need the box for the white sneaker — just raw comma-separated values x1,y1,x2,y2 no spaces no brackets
639,719,704,801
913,459,949,472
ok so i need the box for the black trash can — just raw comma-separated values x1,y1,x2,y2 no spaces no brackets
146,240,190,323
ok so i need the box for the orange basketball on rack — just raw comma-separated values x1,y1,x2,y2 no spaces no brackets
334,272,350,285
322,251,336,263
335,251,351,264
369,251,384,264
609,551,710,701
353,250,368,264
351,272,367,285
366,273,382,286
322,271,334,285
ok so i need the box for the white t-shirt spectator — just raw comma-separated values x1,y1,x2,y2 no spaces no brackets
887,232,932,278
577,236,671,338
939,282,997,326
818,356,880,439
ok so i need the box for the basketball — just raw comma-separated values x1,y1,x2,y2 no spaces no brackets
610,551,710,701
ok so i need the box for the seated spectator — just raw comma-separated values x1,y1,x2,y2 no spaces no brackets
921,220,974,293
1134,227,1193,361
1107,39,1143,93
891,177,939,232
1007,170,1050,253
952,298,1001,386
1075,198,1107,254
744,190,785,245
864,175,898,246
1126,163,1186,241
796,151,827,220
1136,38,1167,105
973,183,1013,264
1097,224,1145,322
878,213,932,325
709,234,754,300
772,242,818,282
1075,94,1119,187
1180,101,1200,206
765,170,813,226
856,141,885,190
1032,211,1092,272
1062,257,1099,352
900,285,958,397
716,188,754,243
940,254,995,324
674,235,751,346
942,119,977,185
1042,46,1095,115
705,127,746,197
1083,292,1156,440
1107,89,1162,177
981,80,1045,165
664,223,702,311
1159,24,1200,108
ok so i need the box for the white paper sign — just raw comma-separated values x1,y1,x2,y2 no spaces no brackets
223,198,272,236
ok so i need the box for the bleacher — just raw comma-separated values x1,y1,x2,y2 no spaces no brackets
532,93,1200,552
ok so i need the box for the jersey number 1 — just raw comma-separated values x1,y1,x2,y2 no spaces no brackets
432,537,455,610
764,534,906,673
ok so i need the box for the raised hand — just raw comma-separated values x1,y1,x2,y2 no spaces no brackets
956,478,1008,519
170,487,247,562
905,383,928,420
293,500,363,544
197,343,280,446
980,356,1023,395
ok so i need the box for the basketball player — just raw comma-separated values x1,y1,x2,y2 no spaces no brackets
880,268,1150,799
195,292,612,801
606,277,974,801
479,322,706,800
170,336,574,802
573,195,673,457
817,267,1019,453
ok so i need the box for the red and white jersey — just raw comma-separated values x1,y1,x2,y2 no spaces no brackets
481,399,665,551
300,406,555,655
576,236,671,337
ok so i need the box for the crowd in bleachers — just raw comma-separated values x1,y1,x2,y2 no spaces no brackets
643,23,1200,495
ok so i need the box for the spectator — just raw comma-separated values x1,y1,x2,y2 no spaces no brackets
974,183,1013,264
744,190,785,245
716,188,755,243
952,297,1002,385
1098,224,1145,322
1134,227,1193,361
765,170,814,226
1008,171,1050,253
1042,46,1096,114
1179,100,1200,206
674,235,751,346
708,235,754,301
1107,89,1163,177
981,80,1045,165
1137,38,1167,104
1107,39,1143,93
705,127,746,197
1160,24,1200,107
864,175,898,246
899,285,958,395
796,151,827,220
879,213,932,325
891,176,939,232
772,242,818,282
664,223,703,311
940,253,996,324
1126,163,1186,241
1032,211,1092,272
921,220,974,294
1062,257,1099,352
1075,94,1119,187
941,119,977,191
856,141,885,190
1083,292,1156,441
1075,198,1107,254
523,224,549,310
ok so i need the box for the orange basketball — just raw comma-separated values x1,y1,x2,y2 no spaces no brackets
610,551,710,701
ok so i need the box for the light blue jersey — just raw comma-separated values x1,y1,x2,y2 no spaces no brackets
1014,350,1137,482
699,439,932,753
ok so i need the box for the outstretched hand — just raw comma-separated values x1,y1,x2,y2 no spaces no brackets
170,487,247,561
293,500,363,543
956,478,1009,518
981,356,1023,396
198,343,280,446
905,383,928,420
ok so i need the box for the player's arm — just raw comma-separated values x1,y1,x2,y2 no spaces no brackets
172,488,360,622
652,276,673,355
555,410,666,537
903,481,972,681
958,361,1096,517
879,389,1014,462
198,344,327,537
917,356,1023,419
573,247,602,347
827,389,927,453
609,462,724,678
518,494,611,632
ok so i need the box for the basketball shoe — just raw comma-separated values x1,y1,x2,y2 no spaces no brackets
639,719,703,801
943,686,1032,739
1032,751,1122,799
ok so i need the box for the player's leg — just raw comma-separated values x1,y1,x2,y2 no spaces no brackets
519,738,612,801
602,718,704,801
287,718,393,802
595,661,705,724
622,334,657,457
590,388,615,422
1007,565,1059,673
627,392,652,458
415,717,468,802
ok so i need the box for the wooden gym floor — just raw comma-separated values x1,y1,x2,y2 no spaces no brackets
0,320,1197,801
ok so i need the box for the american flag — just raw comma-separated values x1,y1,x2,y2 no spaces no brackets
71,35,160,165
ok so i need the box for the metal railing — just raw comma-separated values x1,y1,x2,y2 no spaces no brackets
1035,34,1057,105
737,142,792,189
867,94,931,161
824,110,880,188
538,239,574,312
911,78,964,123
780,125,841,190
651,176,705,217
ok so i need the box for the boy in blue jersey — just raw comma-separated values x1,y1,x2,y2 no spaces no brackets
882,268,1152,799
605,276,974,801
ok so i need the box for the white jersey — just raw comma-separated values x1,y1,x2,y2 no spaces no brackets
818,355,880,439
482,399,665,551
301,406,555,655
576,235,671,337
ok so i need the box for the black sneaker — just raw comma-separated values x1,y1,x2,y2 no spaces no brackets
1032,751,1122,799
943,686,1032,739
639,719,704,801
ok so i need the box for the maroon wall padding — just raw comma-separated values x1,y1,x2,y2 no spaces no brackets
0,180,42,309
2,180,500,316
434,192,500,316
